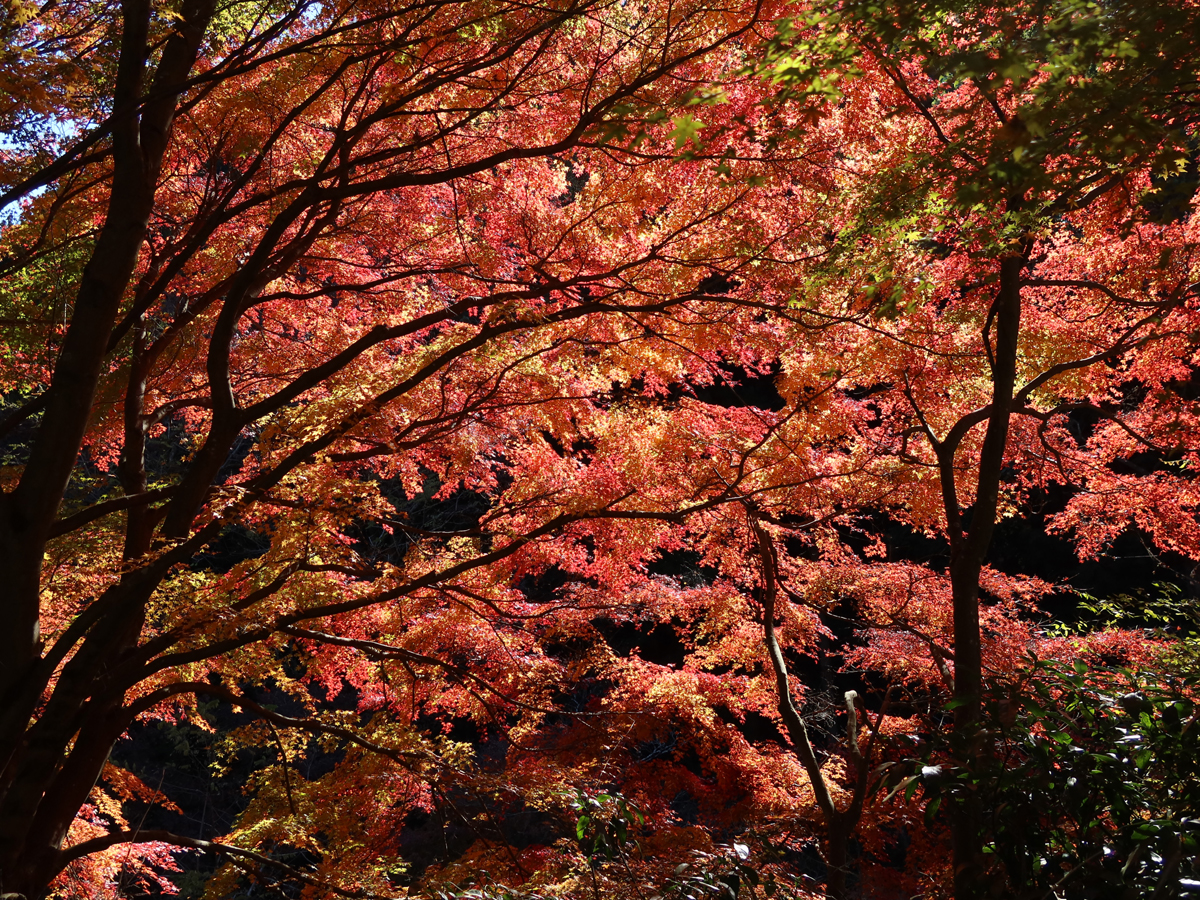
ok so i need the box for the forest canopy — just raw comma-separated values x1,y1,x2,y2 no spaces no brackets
1,0,1199,897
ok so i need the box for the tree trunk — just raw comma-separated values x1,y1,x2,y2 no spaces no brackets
825,817,852,900
752,517,866,900
0,0,214,894
944,250,1025,900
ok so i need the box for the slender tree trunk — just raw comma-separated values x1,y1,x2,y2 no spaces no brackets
942,250,1025,900
948,557,985,899
752,517,870,900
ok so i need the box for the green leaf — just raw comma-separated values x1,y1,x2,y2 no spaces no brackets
668,114,705,150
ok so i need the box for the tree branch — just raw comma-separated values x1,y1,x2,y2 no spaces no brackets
58,829,389,898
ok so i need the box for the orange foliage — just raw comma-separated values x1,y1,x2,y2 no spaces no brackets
0,0,1198,897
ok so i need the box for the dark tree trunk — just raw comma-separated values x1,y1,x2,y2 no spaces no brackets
0,0,214,894
825,817,852,900
942,250,1026,900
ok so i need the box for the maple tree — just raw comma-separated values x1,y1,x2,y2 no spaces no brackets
787,2,1200,893
0,0,812,894
2,0,1200,897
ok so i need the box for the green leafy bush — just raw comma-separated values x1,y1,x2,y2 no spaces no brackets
883,660,1200,898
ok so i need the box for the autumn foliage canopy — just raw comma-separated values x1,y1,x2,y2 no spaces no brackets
1,0,1199,896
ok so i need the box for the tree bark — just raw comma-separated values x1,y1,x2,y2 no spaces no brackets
752,516,874,900
0,0,215,893
942,250,1025,900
